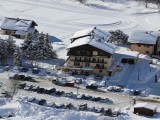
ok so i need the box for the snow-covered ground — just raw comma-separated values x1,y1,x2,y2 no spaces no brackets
0,0,160,119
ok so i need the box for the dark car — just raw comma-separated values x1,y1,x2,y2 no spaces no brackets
20,67,28,72
32,86,40,92
18,83,26,89
65,103,74,109
4,66,10,71
23,76,32,81
37,88,46,94
104,108,112,116
92,97,101,102
86,84,98,90
45,88,56,94
32,68,39,74
95,107,105,113
56,91,65,96
83,95,92,100
38,99,46,105
28,85,34,91
78,103,87,111
133,90,141,95
95,75,103,80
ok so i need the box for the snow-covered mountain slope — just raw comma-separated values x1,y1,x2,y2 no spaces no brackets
0,0,159,58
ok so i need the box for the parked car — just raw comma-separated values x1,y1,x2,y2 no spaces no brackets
75,78,83,84
63,92,73,97
83,95,92,100
56,91,65,96
4,66,10,71
113,86,121,92
18,83,26,89
45,88,56,94
32,86,40,92
37,88,46,94
55,103,64,108
92,97,101,102
28,85,34,91
77,94,85,99
32,68,39,74
13,66,20,72
63,82,74,87
99,81,106,87
100,98,109,103
20,67,28,72
133,90,141,95
87,106,96,112
65,103,74,109
38,99,46,105
24,85,31,91
104,108,112,116
95,107,105,113
95,75,103,80
46,102,55,107
111,108,121,117
107,86,114,91
86,84,98,90
78,103,87,111
27,97,36,102
52,77,58,83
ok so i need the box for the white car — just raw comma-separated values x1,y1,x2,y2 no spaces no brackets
99,81,106,87
107,86,114,91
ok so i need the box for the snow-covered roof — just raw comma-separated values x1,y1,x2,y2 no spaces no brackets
128,30,160,45
67,36,117,54
0,17,37,34
70,27,111,41
134,103,157,110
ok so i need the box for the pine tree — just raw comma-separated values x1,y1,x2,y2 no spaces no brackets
22,33,57,60
5,35,16,54
0,39,8,65
13,47,22,66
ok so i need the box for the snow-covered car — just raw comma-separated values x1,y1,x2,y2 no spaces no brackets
4,66,10,71
100,98,109,103
98,81,106,87
13,66,20,73
45,88,56,94
75,78,83,84
92,97,101,102
77,94,85,99
87,106,96,112
107,86,114,91
46,102,55,107
18,83,26,89
55,103,65,108
86,84,98,90
27,97,36,102
32,68,39,74
95,107,105,113
32,86,40,92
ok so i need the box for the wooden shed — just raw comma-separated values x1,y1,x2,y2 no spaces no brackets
134,103,157,116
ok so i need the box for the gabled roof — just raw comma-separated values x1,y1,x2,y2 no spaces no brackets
67,36,117,54
128,30,160,45
70,27,111,41
134,103,157,111
0,17,37,34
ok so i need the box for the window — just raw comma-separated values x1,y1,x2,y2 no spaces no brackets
85,63,89,67
146,51,150,54
138,44,141,47
99,52,104,55
146,46,150,48
86,51,90,55
92,58,96,62
99,70,102,73
74,62,80,66
77,51,80,55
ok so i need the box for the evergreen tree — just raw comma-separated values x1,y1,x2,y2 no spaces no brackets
5,35,16,54
13,46,22,66
0,39,8,64
22,33,57,60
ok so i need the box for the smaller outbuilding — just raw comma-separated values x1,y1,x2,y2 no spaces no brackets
134,102,157,116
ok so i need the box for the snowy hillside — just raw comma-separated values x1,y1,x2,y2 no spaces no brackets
0,0,160,120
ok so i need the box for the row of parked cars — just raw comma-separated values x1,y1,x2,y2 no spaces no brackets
4,66,40,74
19,83,110,104
77,94,110,103
9,74,36,82
0,113,14,119
27,97,120,117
